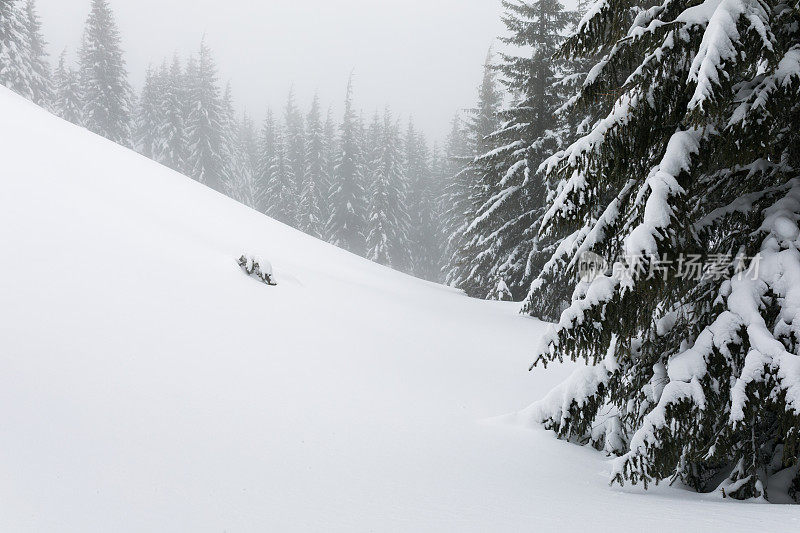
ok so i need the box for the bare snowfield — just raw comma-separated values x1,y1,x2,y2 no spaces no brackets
1,88,797,531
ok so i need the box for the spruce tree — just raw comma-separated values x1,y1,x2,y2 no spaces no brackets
53,50,82,125
220,81,239,196
320,106,338,240
405,119,441,279
527,0,800,502
22,0,50,107
0,0,32,98
153,55,187,173
282,88,304,226
135,66,160,159
443,51,504,296
185,39,226,192
299,94,327,238
78,0,133,146
264,120,295,225
227,111,258,209
254,108,277,215
458,2,575,302
366,109,410,268
327,75,367,255
440,114,474,284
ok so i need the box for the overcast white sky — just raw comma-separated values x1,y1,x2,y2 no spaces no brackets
37,0,509,140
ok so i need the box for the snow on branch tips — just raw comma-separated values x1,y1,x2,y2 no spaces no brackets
238,254,277,286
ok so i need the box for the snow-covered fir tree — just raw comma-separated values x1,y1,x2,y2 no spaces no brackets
366,109,411,268
220,81,240,197
443,51,504,296
22,0,50,107
78,0,133,146
456,1,576,303
404,119,435,278
527,0,800,502
254,108,277,215
152,55,187,173
52,50,82,125
264,118,296,226
440,114,474,282
184,39,226,192
0,0,33,98
327,75,367,255
226,111,259,209
299,94,328,238
135,66,160,159
282,88,305,226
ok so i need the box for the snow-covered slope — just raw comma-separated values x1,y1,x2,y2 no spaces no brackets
0,88,796,531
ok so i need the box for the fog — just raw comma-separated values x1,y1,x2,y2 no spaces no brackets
38,0,507,139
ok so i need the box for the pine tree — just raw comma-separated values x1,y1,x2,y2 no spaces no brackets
299,94,327,238
429,141,452,278
366,109,410,268
405,119,442,279
444,51,504,296
320,106,338,240
22,0,50,107
264,120,295,225
185,39,226,192
220,81,239,196
0,0,32,98
227,111,258,209
254,108,277,215
135,66,160,159
477,2,575,302
282,87,304,226
52,50,82,125
527,0,800,502
440,114,474,284
327,75,367,255
78,0,133,146
153,55,187,173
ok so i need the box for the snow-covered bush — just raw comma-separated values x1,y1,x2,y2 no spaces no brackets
527,0,800,502
238,254,276,286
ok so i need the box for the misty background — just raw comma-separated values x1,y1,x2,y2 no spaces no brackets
37,0,506,139
6,0,586,289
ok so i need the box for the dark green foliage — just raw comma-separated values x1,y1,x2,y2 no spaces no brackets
528,0,800,502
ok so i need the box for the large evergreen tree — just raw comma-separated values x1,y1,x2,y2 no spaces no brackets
22,0,50,106
0,0,32,98
53,50,82,125
185,39,226,192
527,0,800,502
220,81,239,197
135,66,160,159
440,114,474,283
264,119,295,225
327,75,367,255
299,94,328,238
152,55,187,173
366,110,410,268
282,88,304,226
404,119,433,278
227,111,259,209
443,51,504,295
78,0,133,146
457,1,576,302
254,108,277,215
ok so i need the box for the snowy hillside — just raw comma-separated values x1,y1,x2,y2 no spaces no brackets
0,88,796,531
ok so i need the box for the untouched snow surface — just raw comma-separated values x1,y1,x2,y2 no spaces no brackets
0,89,797,531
